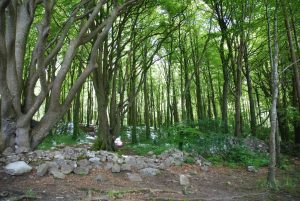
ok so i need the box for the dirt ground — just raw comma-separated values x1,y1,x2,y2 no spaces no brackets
0,159,300,201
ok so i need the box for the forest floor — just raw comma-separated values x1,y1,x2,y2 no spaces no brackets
0,154,300,201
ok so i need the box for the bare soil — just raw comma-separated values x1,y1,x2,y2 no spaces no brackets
0,159,299,201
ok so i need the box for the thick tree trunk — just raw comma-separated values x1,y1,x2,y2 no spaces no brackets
234,40,243,137
220,37,229,133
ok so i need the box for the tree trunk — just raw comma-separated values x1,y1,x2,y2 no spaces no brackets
266,0,278,188
280,0,300,144
207,60,218,120
234,37,243,137
244,44,257,136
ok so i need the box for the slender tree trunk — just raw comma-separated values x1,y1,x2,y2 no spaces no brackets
266,0,278,188
244,44,257,136
172,70,179,123
144,72,150,140
207,60,218,120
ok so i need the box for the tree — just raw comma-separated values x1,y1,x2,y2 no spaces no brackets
0,0,137,152
266,0,279,188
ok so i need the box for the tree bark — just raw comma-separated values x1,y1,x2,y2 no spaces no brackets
266,0,278,188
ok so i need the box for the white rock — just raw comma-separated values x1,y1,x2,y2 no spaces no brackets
111,164,121,173
179,174,190,186
247,166,257,173
5,161,32,175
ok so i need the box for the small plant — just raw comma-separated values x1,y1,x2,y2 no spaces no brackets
184,156,196,164
25,188,36,197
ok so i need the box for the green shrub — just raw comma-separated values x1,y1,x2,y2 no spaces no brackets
225,146,269,167
184,156,196,164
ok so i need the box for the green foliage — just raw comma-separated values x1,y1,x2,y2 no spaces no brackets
37,122,87,150
25,188,36,197
184,156,196,164
92,137,103,151
225,146,269,168
206,146,269,168
157,0,190,16
38,133,85,150
198,118,224,133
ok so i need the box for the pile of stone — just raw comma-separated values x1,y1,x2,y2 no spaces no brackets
242,137,268,153
0,147,209,180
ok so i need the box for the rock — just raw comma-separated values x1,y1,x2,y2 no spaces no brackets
5,161,32,175
6,154,21,163
47,161,59,173
54,159,67,167
117,158,124,164
36,163,49,177
89,157,100,163
2,147,14,156
135,158,146,169
51,170,65,179
247,166,257,173
95,173,108,183
86,151,96,158
66,160,77,168
100,156,107,162
127,173,142,182
104,162,113,170
61,164,73,174
124,156,136,166
158,163,167,170
139,168,160,176
179,174,190,186
107,153,118,163
111,164,121,173
201,166,209,172
54,152,65,160
243,137,268,153
147,151,154,156
121,164,131,171
74,166,89,175
196,159,202,166
78,159,90,167
203,161,212,167
15,146,29,154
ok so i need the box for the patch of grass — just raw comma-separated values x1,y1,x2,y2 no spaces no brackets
37,133,86,150
206,155,223,166
256,171,300,192
279,177,296,190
